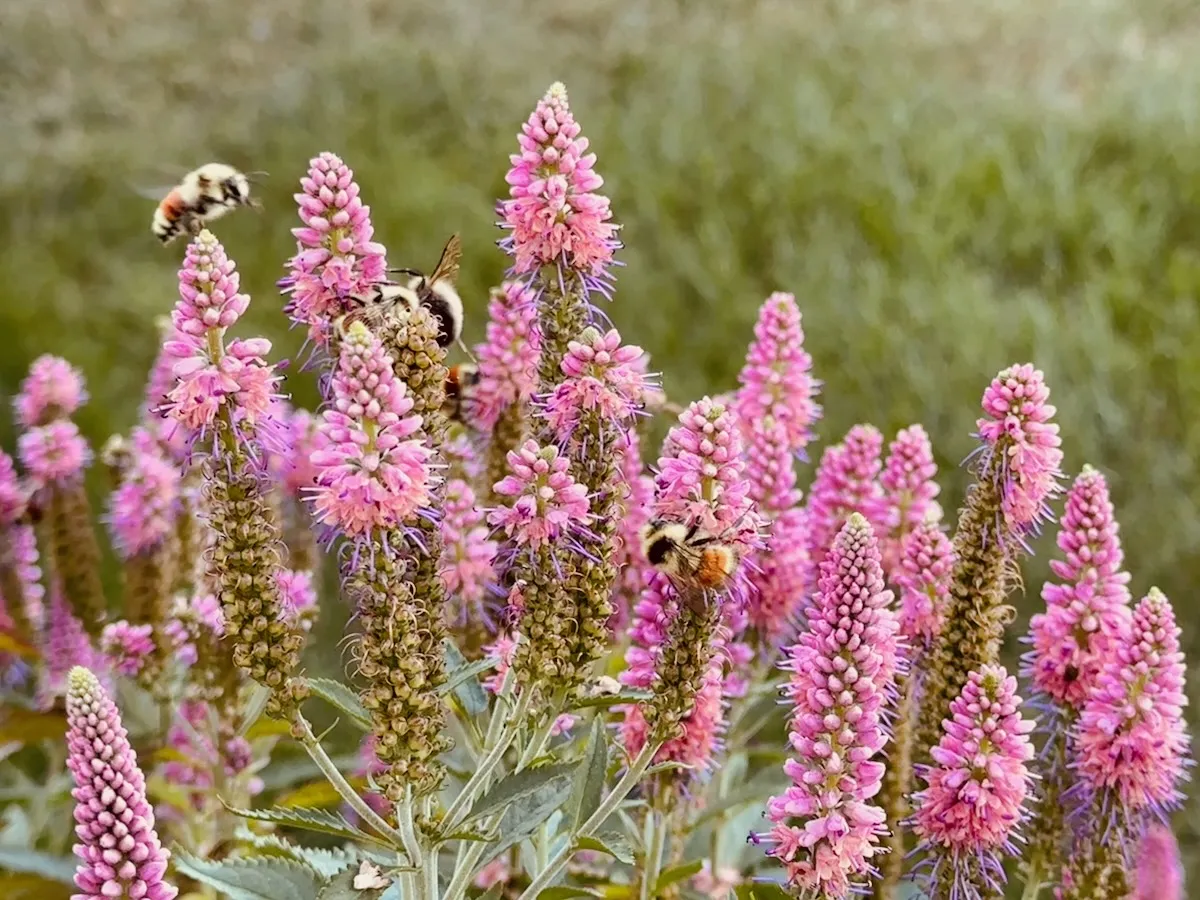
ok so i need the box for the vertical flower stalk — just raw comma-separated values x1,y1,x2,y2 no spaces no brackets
440,478,498,655
1132,825,1184,900
910,666,1035,900
0,449,44,642
310,320,446,798
163,230,306,721
39,586,106,706
609,428,655,631
1021,465,1131,886
756,515,899,897
916,364,1063,765
65,666,178,900
276,406,321,572
873,424,940,576
499,82,619,392
805,424,885,563
16,355,107,636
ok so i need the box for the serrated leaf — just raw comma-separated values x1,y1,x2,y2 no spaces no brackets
172,851,324,900
0,707,67,746
236,835,357,879
315,863,389,900
0,631,38,659
442,640,488,716
538,888,600,900
478,770,575,867
477,885,503,900
275,777,368,810
464,762,576,825
735,881,793,900
568,717,607,831
0,874,72,900
440,827,500,843
655,861,703,892
569,689,653,710
576,832,634,865
440,653,498,696
306,678,372,730
0,847,76,884
220,801,386,847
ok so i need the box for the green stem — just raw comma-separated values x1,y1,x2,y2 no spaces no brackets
442,841,487,900
291,712,409,851
640,809,667,900
515,740,662,900
423,796,439,900
1020,853,1046,900
443,688,533,829
398,786,425,891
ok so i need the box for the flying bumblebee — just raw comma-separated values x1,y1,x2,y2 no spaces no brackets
148,163,262,244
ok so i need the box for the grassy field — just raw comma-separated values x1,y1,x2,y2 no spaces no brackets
2,0,1199,884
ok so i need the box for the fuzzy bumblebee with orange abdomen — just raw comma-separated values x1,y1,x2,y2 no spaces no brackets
150,163,260,244
443,362,481,424
639,518,740,591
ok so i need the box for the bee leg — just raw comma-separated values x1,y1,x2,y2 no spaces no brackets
184,214,203,236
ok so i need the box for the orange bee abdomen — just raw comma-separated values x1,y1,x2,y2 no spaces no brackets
697,547,736,588
158,189,187,219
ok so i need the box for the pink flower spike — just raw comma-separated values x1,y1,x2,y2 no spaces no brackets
281,152,388,336
805,424,884,562
0,449,28,526
440,479,499,629
488,440,589,550
39,589,105,707
15,354,88,428
757,514,899,896
66,667,178,900
911,666,1035,897
108,428,181,557
500,82,619,277
1132,824,1184,900
746,506,810,644
895,518,955,649
471,282,541,431
101,620,156,677
975,363,1064,537
1026,466,1132,711
276,569,317,627
874,424,940,571
310,320,436,537
18,420,91,488
734,292,821,454
1073,588,1190,817
543,327,648,439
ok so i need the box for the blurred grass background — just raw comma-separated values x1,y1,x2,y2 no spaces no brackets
2,0,1200,884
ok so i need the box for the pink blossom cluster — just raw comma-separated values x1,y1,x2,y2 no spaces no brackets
439,478,498,628
975,363,1064,537
276,568,318,629
543,328,647,440
14,354,87,429
500,82,618,277
310,321,435,536
745,507,810,644
1027,466,1132,711
760,515,899,896
274,405,320,499
1133,825,1184,900
1073,588,1189,816
14,357,92,489
161,231,278,438
39,589,106,707
108,427,181,557
101,620,156,677
488,440,590,550
609,429,655,630
805,424,884,563
0,450,44,632
66,666,177,900
471,281,541,431
895,520,955,649
157,700,261,815
874,424,940,571
280,152,388,341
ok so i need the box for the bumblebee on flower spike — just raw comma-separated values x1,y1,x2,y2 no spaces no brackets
639,517,741,592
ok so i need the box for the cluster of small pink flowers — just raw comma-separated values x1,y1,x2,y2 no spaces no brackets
276,406,320,498
759,515,898,896
275,569,317,628
609,429,654,628
1133,824,1184,900
692,860,742,900
108,428,181,557
440,479,498,627
39,589,105,706
1073,588,1189,816
310,321,435,537
895,518,955,649
471,281,541,430
158,701,262,814
543,328,647,440
161,231,279,438
500,82,618,277
734,293,821,454
1027,466,1132,711
874,424,940,571
488,440,589,550
14,354,88,428
618,574,674,694
65,667,177,900
101,620,156,677
18,419,91,488
622,647,725,770
746,507,810,645
805,424,884,562
975,363,1064,537
0,450,44,629
280,152,388,341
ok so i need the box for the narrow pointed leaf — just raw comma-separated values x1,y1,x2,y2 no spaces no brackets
276,777,368,810
172,851,324,900
655,860,703,892
568,717,608,831
477,772,575,866
0,632,38,659
538,888,600,900
0,874,72,900
735,882,793,900
0,707,67,746
569,689,653,710
305,678,371,731
440,654,499,696
576,833,634,865
442,639,489,715
0,848,76,885
464,763,576,824
220,801,389,848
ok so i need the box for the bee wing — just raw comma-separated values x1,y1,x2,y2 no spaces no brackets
130,162,195,200
131,182,178,202
429,233,462,286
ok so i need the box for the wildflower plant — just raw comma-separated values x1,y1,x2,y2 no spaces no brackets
0,82,1194,900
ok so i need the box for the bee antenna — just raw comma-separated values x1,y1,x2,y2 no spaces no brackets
456,337,477,362
388,267,425,278
245,170,270,181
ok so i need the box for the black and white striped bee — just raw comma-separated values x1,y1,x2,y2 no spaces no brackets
148,163,262,244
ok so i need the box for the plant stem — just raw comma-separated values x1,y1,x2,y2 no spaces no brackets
1020,854,1046,900
515,740,662,900
291,712,409,850
640,808,667,900
423,796,439,900
442,842,487,900
443,688,533,829
398,785,426,893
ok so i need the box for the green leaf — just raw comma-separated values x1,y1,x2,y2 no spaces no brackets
315,862,390,900
285,847,360,879
0,874,72,900
735,882,793,900
172,851,325,900
576,832,635,865
538,888,600,900
442,640,489,716
691,771,788,828
567,717,607,830
655,860,703,892
0,707,67,746
306,678,372,731
477,885,503,900
464,762,576,825
220,801,387,847
478,768,575,866
440,653,499,696
569,689,653,710
0,847,76,885
440,827,500,843
275,777,369,810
